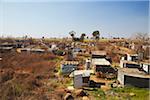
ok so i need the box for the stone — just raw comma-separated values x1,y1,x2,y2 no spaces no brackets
64,93,74,100
117,84,123,88
112,83,118,88
129,93,136,97
82,96,90,100
75,89,87,97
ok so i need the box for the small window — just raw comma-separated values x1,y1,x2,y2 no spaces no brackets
83,77,89,83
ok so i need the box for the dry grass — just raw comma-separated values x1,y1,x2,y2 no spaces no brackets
0,52,66,100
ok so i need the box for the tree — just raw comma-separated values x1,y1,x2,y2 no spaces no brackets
80,33,86,42
69,31,76,39
134,33,149,60
69,31,86,42
92,30,100,40
135,33,149,44
41,36,45,42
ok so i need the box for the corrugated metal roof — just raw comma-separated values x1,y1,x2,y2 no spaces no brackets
92,58,110,65
118,68,150,78
92,51,106,56
70,70,93,77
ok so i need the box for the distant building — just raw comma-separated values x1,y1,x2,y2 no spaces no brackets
30,48,45,53
125,53,139,62
19,48,45,53
51,44,58,50
85,58,91,70
120,53,140,69
91,51,106,58
0,43,14,53
19,48,30,52
67,49,75,61
120,60,140,68
129,42,135,50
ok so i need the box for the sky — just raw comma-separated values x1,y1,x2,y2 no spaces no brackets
0,0,149,38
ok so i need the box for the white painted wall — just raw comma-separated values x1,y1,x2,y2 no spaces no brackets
117,70,125,85
142,64,150,74
120,60,124,68
127,54,132,61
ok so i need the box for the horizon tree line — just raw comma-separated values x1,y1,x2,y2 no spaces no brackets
69,30,100,42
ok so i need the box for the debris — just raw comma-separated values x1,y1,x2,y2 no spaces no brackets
64,93,74,100
82,96,89,100
75,89,88,97
112,83,118,88
67,86,74,91
129,92,136,97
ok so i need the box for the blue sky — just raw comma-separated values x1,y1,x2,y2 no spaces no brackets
0,0,149,38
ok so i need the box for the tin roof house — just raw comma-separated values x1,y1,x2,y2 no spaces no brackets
120,53,140,69
92,58,110,70
120,60,140,69
126,53,139,62
91,51,116,78
117,68,150,88
118,53,150,88
69,70,92,88
61,61,79,74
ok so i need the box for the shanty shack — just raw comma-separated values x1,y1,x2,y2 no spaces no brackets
91,51,108,70
121,53,139,62
118,68,150,88
69,70,92,88
92,58,111,72
61,61,79,74
126,54,139,61
91,51,106,58
120,60,140,68
91,51,116,78
0,43,14,53
92,58,116,78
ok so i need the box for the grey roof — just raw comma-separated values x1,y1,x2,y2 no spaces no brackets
92,51,106,56
92,58,110,65
70,70,93,77
118,68,150,78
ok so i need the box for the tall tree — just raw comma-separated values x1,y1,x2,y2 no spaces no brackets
69,31,76,40
80,33,86,42
135,33,149,44
92,30,100,40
